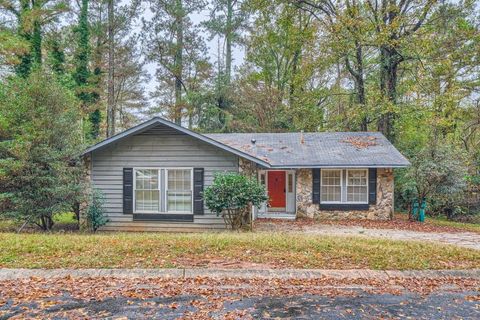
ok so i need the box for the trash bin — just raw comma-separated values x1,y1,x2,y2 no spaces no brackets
419,198,426,222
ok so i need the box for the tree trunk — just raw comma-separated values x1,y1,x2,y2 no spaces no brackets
106,0,115,137
377,46,400,141
39,215,53,231
174,0,184,125
32,19,42,67
225,0,233,85
289,48,300,107
354,45,367,131
15,2,35,77
40,215,47,231
344,42,367,131
73,201,80,224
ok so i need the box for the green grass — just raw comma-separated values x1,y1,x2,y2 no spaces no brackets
426,216,480,233
0,213,78,232
0,232,478,270
54,212,77,224
0,220,17,232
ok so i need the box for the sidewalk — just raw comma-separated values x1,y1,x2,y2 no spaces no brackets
1,268,479,280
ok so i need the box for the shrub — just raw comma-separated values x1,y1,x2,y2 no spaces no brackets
396,145,467,220
0,70,84,231
204,172,268,230
86,188,108,232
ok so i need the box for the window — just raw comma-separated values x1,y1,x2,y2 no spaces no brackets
319,169,369,205
347,169,368,203
167,169,192,212
133,168,194,214
321,170,342,203
260,173,266,186
287,173,293,193
135,169,159,212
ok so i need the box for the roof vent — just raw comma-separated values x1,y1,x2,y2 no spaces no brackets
300,130,305,144
251,138,256,145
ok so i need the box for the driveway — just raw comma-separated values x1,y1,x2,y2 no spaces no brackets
256,221,480,250
302,225,480,250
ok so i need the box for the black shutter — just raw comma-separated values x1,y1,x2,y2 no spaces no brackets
193,168,204,215
312,168,320,204
368,168,377,205
123,168,133,214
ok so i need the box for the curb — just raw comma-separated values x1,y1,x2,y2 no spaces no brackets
1,268,480,281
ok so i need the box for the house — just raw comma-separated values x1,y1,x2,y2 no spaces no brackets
81,117,410,231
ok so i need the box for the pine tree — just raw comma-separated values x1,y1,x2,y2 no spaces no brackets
203,0,248,129
106,0,115,137
0,71,84,231
48,37,66,75
0,1,68,77
73,0,101,139
143,0,208,124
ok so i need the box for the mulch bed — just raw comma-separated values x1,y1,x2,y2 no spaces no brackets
254,214,480,234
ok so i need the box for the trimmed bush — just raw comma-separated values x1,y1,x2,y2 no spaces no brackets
204,173,267,230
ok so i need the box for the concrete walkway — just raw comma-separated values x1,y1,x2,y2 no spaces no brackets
1,268,479,280
298,225,480,250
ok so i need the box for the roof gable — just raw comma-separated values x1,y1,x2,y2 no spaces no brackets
81,117,271,167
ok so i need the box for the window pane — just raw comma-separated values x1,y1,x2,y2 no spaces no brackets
347,170,368,202
168,169,191,191
167,169,192,212
288,174,293,193
167,191,192,212
321,170,341,202
135,190,159,211
135,170,159,212
135,169,158,190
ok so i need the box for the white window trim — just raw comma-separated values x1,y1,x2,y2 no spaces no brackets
320,169,343,204
165,168,194,214
133,168,161,214
345,169,369,204
320,168,370,205
132,167,194,214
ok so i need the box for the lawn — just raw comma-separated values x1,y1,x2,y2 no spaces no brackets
0,232,479,270
426,216,480,233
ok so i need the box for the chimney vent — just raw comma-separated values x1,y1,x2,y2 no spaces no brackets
300,130,305,144
251,138,256,145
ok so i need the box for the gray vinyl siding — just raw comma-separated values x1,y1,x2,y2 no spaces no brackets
90,125,239,231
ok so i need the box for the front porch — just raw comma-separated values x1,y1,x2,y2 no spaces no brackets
255,170,297,219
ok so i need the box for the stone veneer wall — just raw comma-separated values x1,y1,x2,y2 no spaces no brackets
239,157,259,178
296,168,394,220
295,169,318,218
238,158,394,221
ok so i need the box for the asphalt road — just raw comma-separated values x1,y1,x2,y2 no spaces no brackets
1,289,479,319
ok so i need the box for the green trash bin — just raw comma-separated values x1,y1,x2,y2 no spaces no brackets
412,200,419,221
419,198,426,222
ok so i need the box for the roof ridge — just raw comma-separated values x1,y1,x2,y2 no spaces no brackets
205,131,384,135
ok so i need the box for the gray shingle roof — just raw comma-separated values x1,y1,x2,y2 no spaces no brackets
204,132,410,168
82,117,409,168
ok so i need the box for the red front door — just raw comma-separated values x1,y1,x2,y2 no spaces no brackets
268,171,286,208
